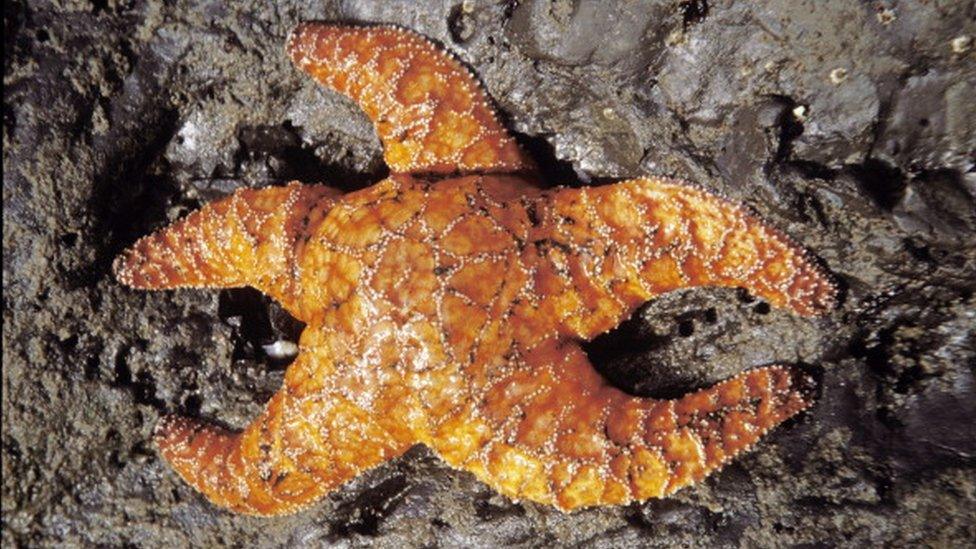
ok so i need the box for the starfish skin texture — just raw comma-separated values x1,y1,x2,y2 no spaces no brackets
113,23,839,516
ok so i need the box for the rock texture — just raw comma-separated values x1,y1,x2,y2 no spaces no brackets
3,0,974,546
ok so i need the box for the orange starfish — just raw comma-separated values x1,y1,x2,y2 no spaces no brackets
114,23,838,516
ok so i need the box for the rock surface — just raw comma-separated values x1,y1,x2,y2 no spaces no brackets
3,0,975,546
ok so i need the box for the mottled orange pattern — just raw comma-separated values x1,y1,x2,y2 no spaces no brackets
114,23,838,516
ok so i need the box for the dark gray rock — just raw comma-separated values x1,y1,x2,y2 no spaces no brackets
508,0,675,70
3,0,974,546
875,70,976,174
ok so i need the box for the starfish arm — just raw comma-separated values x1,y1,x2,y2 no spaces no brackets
428,340,814,511
529,177,838,339
287,23,535,175
113,182,340,315
154,351,414,516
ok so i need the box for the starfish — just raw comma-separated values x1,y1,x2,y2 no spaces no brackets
114,23,838,516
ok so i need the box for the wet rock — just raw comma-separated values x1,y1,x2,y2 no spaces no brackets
892,170,976,247
166,103,241,180
655,0,943,169
3,0,975,546
791,72,881,167
588,287,835,399
875,71,976,174
508,0,675,71
713,98,785,190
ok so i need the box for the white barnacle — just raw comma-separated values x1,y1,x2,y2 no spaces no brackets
263,340,299,360
950,35,972,54
829,67,848,85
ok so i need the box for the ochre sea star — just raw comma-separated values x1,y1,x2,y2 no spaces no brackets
114,23,838,516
